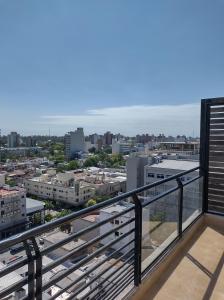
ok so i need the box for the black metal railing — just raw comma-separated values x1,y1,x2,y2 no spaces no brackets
0,166,202,300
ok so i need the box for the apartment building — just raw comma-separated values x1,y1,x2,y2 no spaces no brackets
112,140,132,154
103,131,113,145
0,185,26,239
24,171,95,206
7,131,20,148
64,128,85,160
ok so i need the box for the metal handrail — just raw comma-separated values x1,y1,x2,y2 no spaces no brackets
0,165,201,300
0,166,199,250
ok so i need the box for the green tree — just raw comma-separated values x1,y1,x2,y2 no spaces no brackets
56,209,72,219
45,213,54,222
89,147,96,154
44,200,55,210
33,213,42,225
83,156,99,167
67,160,80,170
86,199,97,207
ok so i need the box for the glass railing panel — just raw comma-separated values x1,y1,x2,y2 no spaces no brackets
182,176,203,231
141,190,178,272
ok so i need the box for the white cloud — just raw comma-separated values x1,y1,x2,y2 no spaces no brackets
39,103,200,136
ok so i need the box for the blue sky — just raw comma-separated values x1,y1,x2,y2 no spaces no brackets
0,0,224,136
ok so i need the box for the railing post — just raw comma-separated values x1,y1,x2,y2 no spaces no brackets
23,240,35,300
132,193,142,286
200,99,210,213
31,237,42,300
176,178,183,238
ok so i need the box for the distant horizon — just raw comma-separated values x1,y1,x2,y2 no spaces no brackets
1,102,200,137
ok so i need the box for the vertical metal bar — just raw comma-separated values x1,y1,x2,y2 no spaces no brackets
176,178,183,238
23,241,35,300
31,237,42,300
132,193,142,286
200,99,210,213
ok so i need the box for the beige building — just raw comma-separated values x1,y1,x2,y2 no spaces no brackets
24,171,95,206
74,167,126,196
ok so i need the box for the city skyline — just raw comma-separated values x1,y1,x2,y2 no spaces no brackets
0,1,224,135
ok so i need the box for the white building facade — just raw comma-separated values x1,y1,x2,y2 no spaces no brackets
112,141,131,154
24,172,95,206
0,186,27,239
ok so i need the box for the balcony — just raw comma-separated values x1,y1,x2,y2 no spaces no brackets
132,214,224,300
0,97,223,300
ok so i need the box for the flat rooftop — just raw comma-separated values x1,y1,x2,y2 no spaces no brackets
148,160,199,171
82,214,99,223
26,197,45,214
100,202,134,214
44,231,86,251
0,188,20,197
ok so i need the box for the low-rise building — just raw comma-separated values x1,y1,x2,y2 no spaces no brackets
159,141,200,153
26,197,45,228
75,168,126,196
24,171,95,206
99,202,135,254
72,214,100,242
42,230,88,261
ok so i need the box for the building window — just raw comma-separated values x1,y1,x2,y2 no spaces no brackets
115,231,119,237
157,174,164,179
1,201,4,206
1,211,4,216
115,220,119,225
148,173,154,178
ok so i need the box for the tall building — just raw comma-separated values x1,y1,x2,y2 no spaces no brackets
126,155,149,192
23,136,36,147
64,128,85,160
7,131,20,148
90,133,99,144
103,131,113,145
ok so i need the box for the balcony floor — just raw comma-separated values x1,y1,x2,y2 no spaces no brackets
132,214,224,300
